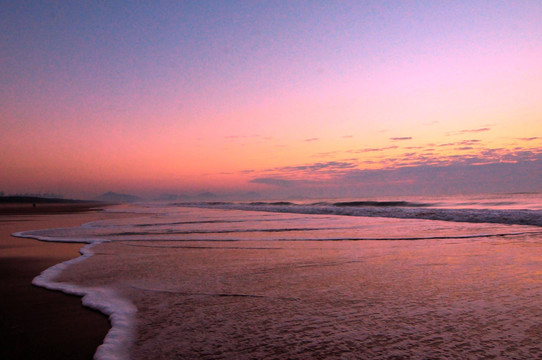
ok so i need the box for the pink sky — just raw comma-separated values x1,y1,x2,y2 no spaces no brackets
1,1,541,199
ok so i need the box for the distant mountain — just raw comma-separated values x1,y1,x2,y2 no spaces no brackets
153,193,193,201
240,191,262,200
196,192,217,199
94,191,142,203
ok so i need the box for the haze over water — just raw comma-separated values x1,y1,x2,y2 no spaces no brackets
18,193,542,359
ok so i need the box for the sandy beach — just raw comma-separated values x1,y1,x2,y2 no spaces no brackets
0,203,117,360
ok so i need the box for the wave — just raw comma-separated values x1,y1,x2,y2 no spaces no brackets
105,227,349,237
109,234,542,244
273,231,541,241
176,202,542,227
12,231,135,360
113,230,541,242
133,217,306,228
249,201,295,206
333,200,432,207
134,219,245,227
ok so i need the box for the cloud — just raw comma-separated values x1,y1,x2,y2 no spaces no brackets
338,158,542,196
390,137,412,141
437,140,480,147
245,146,542,197
251,161,359,182
446,128,491,136
349,146,398,153
458,139,481,145
249,178,295,187
350,144,542,173
342,135,354,138
304,138,319,142
312,151,340,158
460,128,490,133
518,137,539,141
423,120,440,126
279,161,357,173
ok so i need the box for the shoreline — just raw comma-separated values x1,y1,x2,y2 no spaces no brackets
0,203,123,359
0,201,107,215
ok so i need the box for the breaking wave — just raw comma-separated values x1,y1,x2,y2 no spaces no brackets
175,201,542,227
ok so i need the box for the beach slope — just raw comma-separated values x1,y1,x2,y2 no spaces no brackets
0,202,112,359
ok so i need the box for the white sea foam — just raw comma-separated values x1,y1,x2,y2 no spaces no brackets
12,231,136,360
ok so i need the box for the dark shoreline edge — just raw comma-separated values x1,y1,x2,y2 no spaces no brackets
0,197,112,215
0,204,114,360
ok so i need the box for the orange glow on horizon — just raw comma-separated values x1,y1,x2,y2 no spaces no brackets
2,2,541,198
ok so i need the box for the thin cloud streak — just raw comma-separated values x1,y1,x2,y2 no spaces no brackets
348,146,398,153
390,137,412,141
447,128,492,136
518,137,540,141
460,128,491,133
250,178,296,187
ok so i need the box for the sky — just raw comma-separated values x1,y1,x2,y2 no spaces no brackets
1,0,541,200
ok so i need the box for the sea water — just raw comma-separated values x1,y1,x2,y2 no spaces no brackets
15,193,542,359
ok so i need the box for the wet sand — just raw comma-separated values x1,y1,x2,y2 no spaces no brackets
0,203,117,360
50,207,541,359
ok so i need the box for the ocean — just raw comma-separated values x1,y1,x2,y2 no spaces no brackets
15,193,542,359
